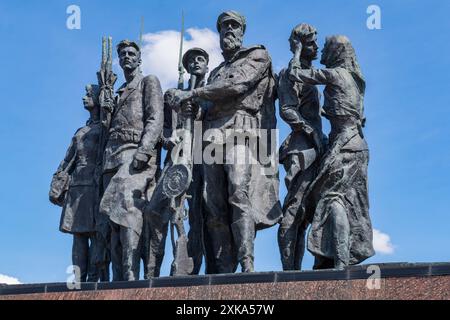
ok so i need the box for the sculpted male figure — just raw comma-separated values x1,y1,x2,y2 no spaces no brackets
173,47,210,275
50,85,103,282
146,47,210,277
99,40,164,281
277,24,325,270
182,48,210,275
169,11,282,273
289,35,375,269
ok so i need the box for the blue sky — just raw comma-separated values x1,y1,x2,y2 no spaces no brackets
0,0,449,284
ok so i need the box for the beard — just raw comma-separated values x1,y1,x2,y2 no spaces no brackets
220,32,243,52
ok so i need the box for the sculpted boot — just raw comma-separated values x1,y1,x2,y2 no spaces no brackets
278,225,297,270
231,217,255,273
72,234,89,282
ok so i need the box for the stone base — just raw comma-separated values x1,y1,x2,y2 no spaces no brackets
1,263,449,300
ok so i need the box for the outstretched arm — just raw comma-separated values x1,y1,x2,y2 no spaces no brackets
289,65,336,86
169,48,272,106
194,49,271,100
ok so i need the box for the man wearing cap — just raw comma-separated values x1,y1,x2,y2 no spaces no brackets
146,47,210,276
99,40,164,281
180,47,209,275
168,11,282,273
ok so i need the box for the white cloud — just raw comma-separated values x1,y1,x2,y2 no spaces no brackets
0,274,21,285
373,228,395,254
140,28,223,90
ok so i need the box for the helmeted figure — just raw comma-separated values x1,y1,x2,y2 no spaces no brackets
277,23,325,270
168,11,282,273
182,48,210,275
288,35,375,269
146,47,210,277
99,40,164,281
50,84,103,282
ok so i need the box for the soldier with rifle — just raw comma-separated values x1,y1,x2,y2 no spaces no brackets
146,44,210,276
181,48,210,275
92,37,117,282
99,40,164,281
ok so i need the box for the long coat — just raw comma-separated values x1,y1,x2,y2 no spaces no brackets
197,45,283,230
289,66,375,265
100,73,164,236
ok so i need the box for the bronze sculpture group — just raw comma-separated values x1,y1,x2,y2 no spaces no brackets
50,11,374,282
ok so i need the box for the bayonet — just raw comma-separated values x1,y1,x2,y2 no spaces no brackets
177,10,185,90
139,16,144,48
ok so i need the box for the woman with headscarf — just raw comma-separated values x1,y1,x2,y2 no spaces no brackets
288,35,375,270
50,85,104,281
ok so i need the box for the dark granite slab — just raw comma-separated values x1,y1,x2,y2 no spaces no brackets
1,262,449,297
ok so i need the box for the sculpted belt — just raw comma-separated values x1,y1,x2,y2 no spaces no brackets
108,128,142,144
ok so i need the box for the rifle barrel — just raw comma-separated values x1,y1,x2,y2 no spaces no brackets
177,10,185,89
101,37,107,69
